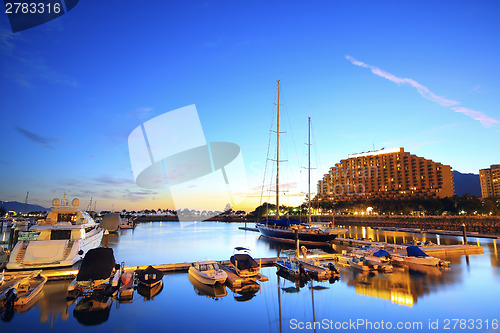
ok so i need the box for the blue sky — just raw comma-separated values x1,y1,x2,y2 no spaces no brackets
1,1,499,211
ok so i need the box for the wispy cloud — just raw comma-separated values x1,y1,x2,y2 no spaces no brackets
14,124,57,149
346,55,499,127
452,107,500,127
93,175,134,186
469,85,483,94
346,55,458,107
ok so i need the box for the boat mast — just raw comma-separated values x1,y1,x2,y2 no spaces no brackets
308,117,311,224
276,80,280,220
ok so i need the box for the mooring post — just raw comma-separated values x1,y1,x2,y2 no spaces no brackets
295,228,299,257
462,223,468,244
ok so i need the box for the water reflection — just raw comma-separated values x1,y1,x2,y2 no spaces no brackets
188,274,227,300
227,281,260,302
0,222,499,332
73,294,112,326
37,281,71,326
136,281,163,301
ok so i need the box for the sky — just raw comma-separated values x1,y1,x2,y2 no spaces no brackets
0,0,499,212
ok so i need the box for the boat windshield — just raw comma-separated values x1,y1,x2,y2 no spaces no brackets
200,263,218,271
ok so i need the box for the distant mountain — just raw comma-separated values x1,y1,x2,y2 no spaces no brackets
0,200,48,213
452,170,481,197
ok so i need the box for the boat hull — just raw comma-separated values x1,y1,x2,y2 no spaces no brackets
7,229,104,270
257,225,343,245
188,267,227,285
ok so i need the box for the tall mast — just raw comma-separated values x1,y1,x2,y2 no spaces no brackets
276,80,280,220
308,117,311,224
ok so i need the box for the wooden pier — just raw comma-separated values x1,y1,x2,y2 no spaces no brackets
2,257,278,282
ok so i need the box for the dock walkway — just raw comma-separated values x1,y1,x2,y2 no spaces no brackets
335,238,483,255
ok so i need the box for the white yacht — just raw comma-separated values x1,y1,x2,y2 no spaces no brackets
7,195,104,270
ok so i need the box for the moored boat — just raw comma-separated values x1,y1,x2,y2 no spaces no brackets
136,265,163,288
118,271,135,300
188,260,227,286
297,256,339,280
13,272,47,306
275,256,307,277
67,247,117,299
7,195,104,270
353,248,393,272
229,247,260,278
393,246,442,267
137,280,163,300
256,88,347,245
347,256,378,271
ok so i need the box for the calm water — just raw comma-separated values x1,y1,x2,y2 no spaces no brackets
1,222,500,333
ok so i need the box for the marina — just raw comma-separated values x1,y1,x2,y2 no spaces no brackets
0,221,499,332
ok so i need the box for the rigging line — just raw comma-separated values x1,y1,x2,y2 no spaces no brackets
279,87,302,204
311,122,323,200
259,88,279,211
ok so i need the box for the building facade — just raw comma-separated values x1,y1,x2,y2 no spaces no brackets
317,148,454,201
479,165,500,198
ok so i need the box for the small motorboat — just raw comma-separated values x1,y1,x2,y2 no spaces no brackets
347,256,377,271
118,271,134,301
188,260,227,286
353,248,394,272
229,247,260,278
67,248,117,299
136,265,163,288
275,257,307,278
120,218,136,230
393,246,442,267
14,272,48,306
296,247,339,280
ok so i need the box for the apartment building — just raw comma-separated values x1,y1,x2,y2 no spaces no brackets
317,147,454,201
479,165,500,198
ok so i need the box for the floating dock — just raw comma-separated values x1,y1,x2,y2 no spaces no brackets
335,237,483,255
2,257,278,282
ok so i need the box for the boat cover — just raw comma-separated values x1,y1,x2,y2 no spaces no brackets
137,265,164,286
230,254,259,270
406,246,428,257
261,218,303,227
76,248,115,282
373,249,390,257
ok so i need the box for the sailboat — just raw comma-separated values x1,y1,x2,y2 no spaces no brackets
257,82,346,246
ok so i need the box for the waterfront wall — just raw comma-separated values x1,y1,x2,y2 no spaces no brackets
134,214,500,235
331,215,500,235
